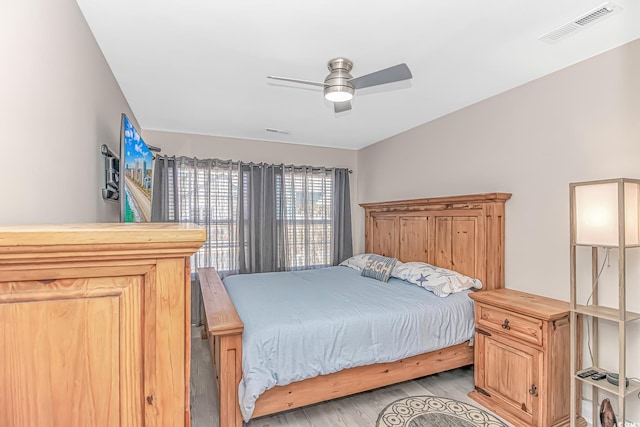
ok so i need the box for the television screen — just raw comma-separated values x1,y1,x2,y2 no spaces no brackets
120,113,154,222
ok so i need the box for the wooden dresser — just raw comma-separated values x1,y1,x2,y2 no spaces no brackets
468,289,584,427
0,223,205,427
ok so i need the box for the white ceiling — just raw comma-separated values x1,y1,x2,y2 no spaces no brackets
77,0,640,150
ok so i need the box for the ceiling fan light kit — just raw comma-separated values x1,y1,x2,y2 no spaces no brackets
324,86,354,102
267,57,412,113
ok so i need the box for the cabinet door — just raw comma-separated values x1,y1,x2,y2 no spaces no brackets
475,332,543,426
0,275,145,427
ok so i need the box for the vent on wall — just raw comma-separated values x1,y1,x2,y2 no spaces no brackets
539,2,621,43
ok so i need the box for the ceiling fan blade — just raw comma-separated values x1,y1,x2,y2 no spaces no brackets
267,76,327,87
350,63,412,90
334,101,352,113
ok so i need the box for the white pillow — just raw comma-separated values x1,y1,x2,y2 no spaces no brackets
339,254,374,271
340,254,405,273
391,262,482,297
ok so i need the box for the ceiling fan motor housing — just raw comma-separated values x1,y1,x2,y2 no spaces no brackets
324,57,354,101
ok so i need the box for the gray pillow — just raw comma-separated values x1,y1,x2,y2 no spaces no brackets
361,255,398,282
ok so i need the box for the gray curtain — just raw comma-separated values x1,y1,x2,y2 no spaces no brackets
238,163,287,274
331,168,353,265
150,156,178,222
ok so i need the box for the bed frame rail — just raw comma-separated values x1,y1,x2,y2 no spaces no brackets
200,268,243,427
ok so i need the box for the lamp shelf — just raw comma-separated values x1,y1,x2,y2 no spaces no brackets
575,367,640,397
575,243,640,248
574,304,640,323
570,178,640,425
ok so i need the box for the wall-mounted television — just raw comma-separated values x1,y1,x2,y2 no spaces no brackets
119,113,154,222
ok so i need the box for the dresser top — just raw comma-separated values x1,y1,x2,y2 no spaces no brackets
0,223,206,264
469,288,569,321
0,223,205,246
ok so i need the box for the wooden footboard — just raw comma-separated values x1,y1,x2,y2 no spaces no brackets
199,267,474,426
253,342,473,417
199,268,244,427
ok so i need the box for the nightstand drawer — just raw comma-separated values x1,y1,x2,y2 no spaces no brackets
476,304,543,346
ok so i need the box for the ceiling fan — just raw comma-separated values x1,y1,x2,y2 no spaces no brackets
267,58,412,113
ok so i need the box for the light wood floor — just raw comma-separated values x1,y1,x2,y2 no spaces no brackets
190,327,508,427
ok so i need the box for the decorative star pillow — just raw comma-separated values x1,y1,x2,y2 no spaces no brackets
391,262,482,297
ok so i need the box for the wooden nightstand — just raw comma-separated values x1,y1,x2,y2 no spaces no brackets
468,289,585,427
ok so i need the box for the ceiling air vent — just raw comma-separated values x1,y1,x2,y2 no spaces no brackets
266,128,290,135
539,2,621,43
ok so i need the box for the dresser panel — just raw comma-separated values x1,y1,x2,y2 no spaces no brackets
0,275,144,427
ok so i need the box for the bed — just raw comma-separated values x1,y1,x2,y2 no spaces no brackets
200,192,511,427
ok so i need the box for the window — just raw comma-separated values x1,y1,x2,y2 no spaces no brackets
172,160,240,274
166,159,347,274
283,169,333,269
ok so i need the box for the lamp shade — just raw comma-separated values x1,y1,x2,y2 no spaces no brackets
574,180,640,247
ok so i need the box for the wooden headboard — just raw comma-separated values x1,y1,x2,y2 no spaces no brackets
360,193,511,291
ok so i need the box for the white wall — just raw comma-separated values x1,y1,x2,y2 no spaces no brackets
358,38,640,421
0,0,138,224
143,130,363,253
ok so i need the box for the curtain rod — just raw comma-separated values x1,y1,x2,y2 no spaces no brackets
156,155,353,173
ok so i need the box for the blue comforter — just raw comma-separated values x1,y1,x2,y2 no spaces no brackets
223,266,475,420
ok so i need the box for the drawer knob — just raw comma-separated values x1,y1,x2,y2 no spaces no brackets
528,384,538,397
501,319,511,330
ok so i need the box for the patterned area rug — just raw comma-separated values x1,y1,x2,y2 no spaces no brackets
377,396,508,427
